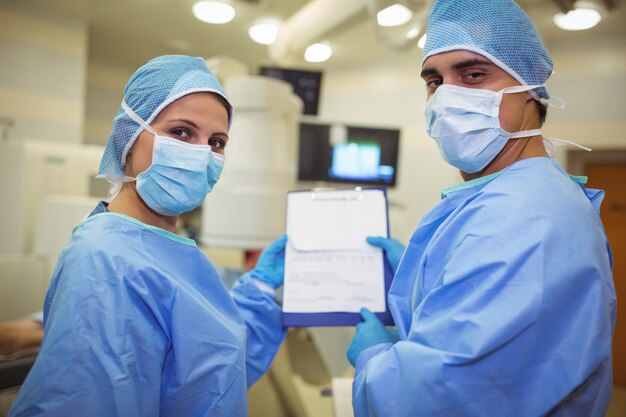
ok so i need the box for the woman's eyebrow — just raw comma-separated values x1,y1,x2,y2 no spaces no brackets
215,131,229,141
168,118,199,129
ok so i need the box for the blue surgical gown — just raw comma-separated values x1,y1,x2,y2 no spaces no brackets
353,157,616,417
9,211,286,417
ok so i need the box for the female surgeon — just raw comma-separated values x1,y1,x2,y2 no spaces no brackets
8,55,287,417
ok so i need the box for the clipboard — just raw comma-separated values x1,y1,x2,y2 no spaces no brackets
283,187,395,327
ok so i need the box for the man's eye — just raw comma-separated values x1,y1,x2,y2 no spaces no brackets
426,79,442,93
464,72,485,82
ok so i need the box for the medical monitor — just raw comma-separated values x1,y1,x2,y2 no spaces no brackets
298,122,400,187
259,66,323,116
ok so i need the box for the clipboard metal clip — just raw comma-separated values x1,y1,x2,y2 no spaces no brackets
310,186,365,201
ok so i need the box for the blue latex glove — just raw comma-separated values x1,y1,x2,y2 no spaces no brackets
249,234,288,289
347,308,400,367
366,236,405,273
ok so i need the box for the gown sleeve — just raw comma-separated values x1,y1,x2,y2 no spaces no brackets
230,274,286,387
351,188,613,417
8,243,170,417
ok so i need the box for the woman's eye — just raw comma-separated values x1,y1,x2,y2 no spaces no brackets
171,128,191,140
209,138,225,149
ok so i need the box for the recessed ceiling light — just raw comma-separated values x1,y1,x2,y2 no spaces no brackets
305,43,332,63
554,3,601,31
249,22,280,45
377,4,413,27
418,34,427,49
406,27,420,39
192,1,235,25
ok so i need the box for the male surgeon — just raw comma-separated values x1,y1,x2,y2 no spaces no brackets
348,1,616,416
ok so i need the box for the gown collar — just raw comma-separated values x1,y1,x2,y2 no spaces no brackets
74,212,197,247
440,157,588,199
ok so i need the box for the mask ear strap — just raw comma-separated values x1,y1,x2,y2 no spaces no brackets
539,96,566,110
502,85,567,110
501,84,545,94
543,137,592,159
121,101,157,135
510,128,542,139
549,137,592,152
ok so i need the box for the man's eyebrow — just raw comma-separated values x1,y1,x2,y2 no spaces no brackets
451,58,495,70
421,58,496,78
420,67,439,78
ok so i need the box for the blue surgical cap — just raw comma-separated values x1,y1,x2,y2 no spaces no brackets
97,55,233,183
423,0,553,100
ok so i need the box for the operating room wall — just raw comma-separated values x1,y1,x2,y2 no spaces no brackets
83,61,132,146
0,2,87,143
317,34,626,242
541,35,626,151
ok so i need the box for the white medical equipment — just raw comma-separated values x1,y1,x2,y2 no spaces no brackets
0,140,105,321
201,76,302,248
0,139,105,255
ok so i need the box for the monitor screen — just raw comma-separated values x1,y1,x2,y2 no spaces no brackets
298,123,400,187
259,66,323,115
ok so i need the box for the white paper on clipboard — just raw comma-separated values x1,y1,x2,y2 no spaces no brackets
283,188,389,314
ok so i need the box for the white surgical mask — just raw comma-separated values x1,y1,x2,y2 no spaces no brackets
424,84,545,173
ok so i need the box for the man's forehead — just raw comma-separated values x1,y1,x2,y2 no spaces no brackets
422,50,495,69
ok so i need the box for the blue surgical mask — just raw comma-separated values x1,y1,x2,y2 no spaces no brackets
424,84,544,173
136,135,224,216
121,101,225,216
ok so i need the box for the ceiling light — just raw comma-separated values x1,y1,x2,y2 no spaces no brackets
377,4,413,27
249,22,280,45
192,1,235,25
304,43,332,63
406,27,420,39
417,34,427,49
553,3,601,31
